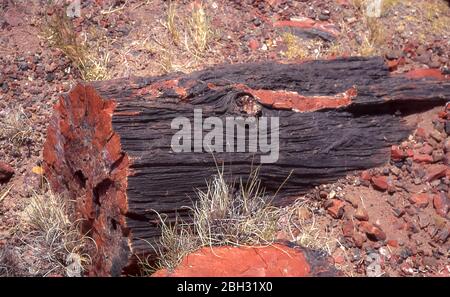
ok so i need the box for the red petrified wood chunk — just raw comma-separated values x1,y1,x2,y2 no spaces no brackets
354,208,369,221
273,17,340,41
326,199,345,219
390,145,405,161
415,127,427,140
0,162,14,183
152,244,340,277
425,164,448,182
387,239,399,248
342,220,354,237
248,39,260,51
360,170,372,181
403,69,448,81
371,175,389,191
352,232,366,248
419,144,434,155
409,193,431,208
413,153,433,164
359,222,387,241
433,193,449,218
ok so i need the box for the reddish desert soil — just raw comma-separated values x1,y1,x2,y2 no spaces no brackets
0,0,449,276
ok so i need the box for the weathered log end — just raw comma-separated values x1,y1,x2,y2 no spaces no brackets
43,85,132,276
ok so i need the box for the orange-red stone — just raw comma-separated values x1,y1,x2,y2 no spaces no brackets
152,244,329,277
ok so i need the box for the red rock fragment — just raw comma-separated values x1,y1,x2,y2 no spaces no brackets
387,59,399,72
332,249,346,265
352,232,366,248
152,244,340,277
438,111,447,119
0,162,14,183
342,220,354,237
402,42,417,57
387,239,399,248
273,18,340,39
415,127,427,140
354,208,369,221
406,149,414,157
387,57,406,72
390,145,405,161
403,69,447,80
371,175,388,191
359,222,387,241
413,153,433,164
360,170,372,181
425,164,448,182
326,199,345,219
409,193,430,208
433,193,449,218
248,39,259,51
419,144,434,155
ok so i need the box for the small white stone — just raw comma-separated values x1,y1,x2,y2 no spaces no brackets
379,247,391,259
328,190,336,199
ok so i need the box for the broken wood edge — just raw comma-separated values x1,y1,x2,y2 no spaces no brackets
43,84,133,276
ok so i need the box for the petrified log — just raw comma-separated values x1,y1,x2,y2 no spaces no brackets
43,57,450,276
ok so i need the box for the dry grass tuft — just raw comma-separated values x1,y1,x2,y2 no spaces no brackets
421,1,450,33
281,32,328,60
193,166,279,246
356,36,377,56
282,32,309,59
347,1,388,56
185,1,214,56
351,0,367,11
352,0,401,15
25,191,72,244
327,42,345,57
21,187,93,276
382,0,402,12
144,1,219,74
147,166,280,272
42,8,110,81
150,35,187,74
355,16,386,56
139,215,199,273
281,200,338,255
366,17,385,46
0,107,33,146
165,1,180,46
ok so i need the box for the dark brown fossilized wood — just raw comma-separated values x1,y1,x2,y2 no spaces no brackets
42,57,450,276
